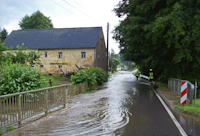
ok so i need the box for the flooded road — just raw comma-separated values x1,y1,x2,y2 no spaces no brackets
12,71,199,135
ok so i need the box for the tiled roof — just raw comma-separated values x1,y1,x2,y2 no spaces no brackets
3,27,102,49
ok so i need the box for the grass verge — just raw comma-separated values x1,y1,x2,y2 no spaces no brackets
156,81,200,115
174,99,200,115
155,81,168,91
42,75,71,87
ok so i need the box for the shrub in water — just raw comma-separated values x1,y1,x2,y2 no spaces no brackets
0,63,47,95
71,69,96,88
70,67,107,89
85,67,107,85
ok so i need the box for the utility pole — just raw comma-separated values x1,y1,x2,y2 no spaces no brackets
111,49,114,73
107,23,109,73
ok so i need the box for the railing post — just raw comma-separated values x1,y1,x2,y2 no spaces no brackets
194,82,197,106
17,94,22,126
174,80,175,92
64,86,68,108
45,89,48,114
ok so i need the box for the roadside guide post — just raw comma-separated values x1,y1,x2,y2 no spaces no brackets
181,81,187,105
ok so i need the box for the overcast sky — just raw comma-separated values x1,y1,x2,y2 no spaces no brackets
0,0,122,53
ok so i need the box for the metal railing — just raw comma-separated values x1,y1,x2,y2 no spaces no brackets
168,78,194,104
139,74,150,80
0,84,68,129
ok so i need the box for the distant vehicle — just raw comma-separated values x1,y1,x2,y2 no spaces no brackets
122,67,128,71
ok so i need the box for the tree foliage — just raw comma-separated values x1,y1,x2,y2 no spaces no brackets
113,0,200,82
0,63,47,95
5,44,41,66
0,39,7,64
19,10,53,29
0,28,8,41
109,57,120,72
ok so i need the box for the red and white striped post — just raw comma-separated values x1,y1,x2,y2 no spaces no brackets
181,81,187,104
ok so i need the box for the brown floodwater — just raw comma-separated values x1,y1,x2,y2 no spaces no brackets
9,71,200,136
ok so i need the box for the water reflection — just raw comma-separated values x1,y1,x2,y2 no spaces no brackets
172,110,200,136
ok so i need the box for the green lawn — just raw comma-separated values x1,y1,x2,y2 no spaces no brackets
42,75,71,87
174,99,200,115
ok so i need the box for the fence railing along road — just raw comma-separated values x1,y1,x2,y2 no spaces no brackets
0,84,69,129
0,82,88,129
0,82,90,130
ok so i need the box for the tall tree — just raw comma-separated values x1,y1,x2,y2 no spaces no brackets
19,10,53,29
0,28,8,41
113,0,200,82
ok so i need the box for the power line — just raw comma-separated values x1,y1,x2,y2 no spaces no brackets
62,0,101,24
50,0,79,17
63,0,90,18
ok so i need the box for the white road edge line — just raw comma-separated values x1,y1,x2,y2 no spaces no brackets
153,90,187,136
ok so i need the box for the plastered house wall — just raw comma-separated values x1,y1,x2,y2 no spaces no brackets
94,29,107,71
36,48,95,75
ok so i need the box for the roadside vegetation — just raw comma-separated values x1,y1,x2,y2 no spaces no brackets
71,67,107,91
174,100,200,115
109,49,134,73
156,81,200,115
0,62,47,95
0,125,15,135
113,0,200,98
155,81,168,91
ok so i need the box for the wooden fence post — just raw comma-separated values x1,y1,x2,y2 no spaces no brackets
45,89,48,114
17,94,22,126
64,86,68,108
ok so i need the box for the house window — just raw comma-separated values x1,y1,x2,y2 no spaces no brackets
40,65,44,68
58,52,62,58
58,65,62,68
81,52,86,58
45,52,47,57
32,64,35,68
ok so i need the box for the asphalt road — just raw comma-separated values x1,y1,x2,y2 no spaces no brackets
13,71,181,136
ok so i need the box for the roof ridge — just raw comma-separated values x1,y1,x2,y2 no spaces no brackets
12,27,102,32
4,26,103,49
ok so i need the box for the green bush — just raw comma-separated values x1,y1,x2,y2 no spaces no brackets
85,67,107,85
0,63,47,95
70,67,107,89
71,69,96,88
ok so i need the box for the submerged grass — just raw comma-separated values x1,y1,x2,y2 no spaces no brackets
6,126,15,131
174,99,200,115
